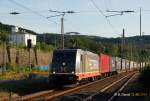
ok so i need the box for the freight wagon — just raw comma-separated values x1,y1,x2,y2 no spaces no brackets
126,60,130,70
130,61,134,70
109,56,117,75
116,57,121,71
100,53,110,76
142,62,146,67
133,62,137,69
122,59,126,71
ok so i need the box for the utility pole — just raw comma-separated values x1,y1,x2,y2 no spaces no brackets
47,10,75,49
61,14,65,49
130,41,133,70
121,28,125,70
139,8,142,70
123,29,127,72
106,10,134,71
29,48,31,72
27,38,32,72
16,33,20,73
2,41,5,75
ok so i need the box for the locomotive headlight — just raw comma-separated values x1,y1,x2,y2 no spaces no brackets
53,71,56,74
71,71,74,74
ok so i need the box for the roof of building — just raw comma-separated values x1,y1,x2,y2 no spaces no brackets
12,32,37,36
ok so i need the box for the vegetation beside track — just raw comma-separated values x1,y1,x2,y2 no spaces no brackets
0,73,50,99
139,65,150,91
0,72,29,80
0,71,49,80
0,63,48,80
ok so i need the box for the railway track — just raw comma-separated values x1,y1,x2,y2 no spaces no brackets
9,71,136,101
83,71,138,101
50,71,137,101
108,72,139,101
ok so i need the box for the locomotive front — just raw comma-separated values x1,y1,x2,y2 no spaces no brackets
49,49,78,86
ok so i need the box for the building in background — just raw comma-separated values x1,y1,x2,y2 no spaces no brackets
9,26,37,46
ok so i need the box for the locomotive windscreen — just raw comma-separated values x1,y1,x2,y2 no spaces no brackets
51,50,77,73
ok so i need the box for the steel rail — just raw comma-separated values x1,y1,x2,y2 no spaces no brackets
82,72,137,101
108,72,138,101
11,71,135,101
45,72,133,101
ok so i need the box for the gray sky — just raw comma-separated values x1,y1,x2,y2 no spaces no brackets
0,0,150,37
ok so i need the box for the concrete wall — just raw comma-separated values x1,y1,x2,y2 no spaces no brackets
0,48,52,66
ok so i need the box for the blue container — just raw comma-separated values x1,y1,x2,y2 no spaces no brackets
40,65,49,71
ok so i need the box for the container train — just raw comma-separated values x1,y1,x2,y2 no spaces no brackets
49,49,140,86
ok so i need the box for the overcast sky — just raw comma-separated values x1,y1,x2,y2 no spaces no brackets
0,0,150,37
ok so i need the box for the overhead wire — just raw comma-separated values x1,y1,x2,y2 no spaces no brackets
7,0,84,33
90,0,118,34
90,0,106,17
7,0,58,24
7,0,122,35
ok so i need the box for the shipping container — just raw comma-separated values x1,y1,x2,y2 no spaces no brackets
122,59,126,70
133,62,137,68
73,49,100,74
138,63,140,68
126,60,130,70
83,51,99,72
75,49,85,73
75,49,100,80
142,62,146,67
100,53,110,73
116,57,121,70
110,57,116,72
130,61,134,70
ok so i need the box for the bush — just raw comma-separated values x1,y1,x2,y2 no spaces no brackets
36,42,54,52
32,65,40,71
5,63,30,73
5,63,17,72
